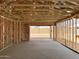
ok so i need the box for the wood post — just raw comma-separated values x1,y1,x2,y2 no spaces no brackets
50,26,52,39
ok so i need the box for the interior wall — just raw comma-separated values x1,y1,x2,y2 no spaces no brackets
0,16,30,50
21,23,30,41
56,17,79,52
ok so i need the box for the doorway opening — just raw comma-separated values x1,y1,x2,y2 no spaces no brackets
30,26,53,40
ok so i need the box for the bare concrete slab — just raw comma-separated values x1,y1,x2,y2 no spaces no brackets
0,39,79,59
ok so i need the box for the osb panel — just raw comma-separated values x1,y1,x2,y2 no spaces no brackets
21,23,30,41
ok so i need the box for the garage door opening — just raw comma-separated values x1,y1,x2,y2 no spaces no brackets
30,26,53,39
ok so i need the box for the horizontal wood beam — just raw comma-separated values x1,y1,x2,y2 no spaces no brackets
30,22,54,26
55,10,79,23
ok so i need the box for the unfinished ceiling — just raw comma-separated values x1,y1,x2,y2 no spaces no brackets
0,0,79,25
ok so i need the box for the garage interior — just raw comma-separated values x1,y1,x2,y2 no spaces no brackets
0,0,79,59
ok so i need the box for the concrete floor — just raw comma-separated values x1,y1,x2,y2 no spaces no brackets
0,39,79,59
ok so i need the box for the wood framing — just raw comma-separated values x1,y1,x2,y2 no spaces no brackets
0,16,30,51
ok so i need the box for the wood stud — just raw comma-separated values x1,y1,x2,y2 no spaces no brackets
56,16,79,53
0,16,30,50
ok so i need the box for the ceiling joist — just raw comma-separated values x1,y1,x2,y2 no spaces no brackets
0,0,79,25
